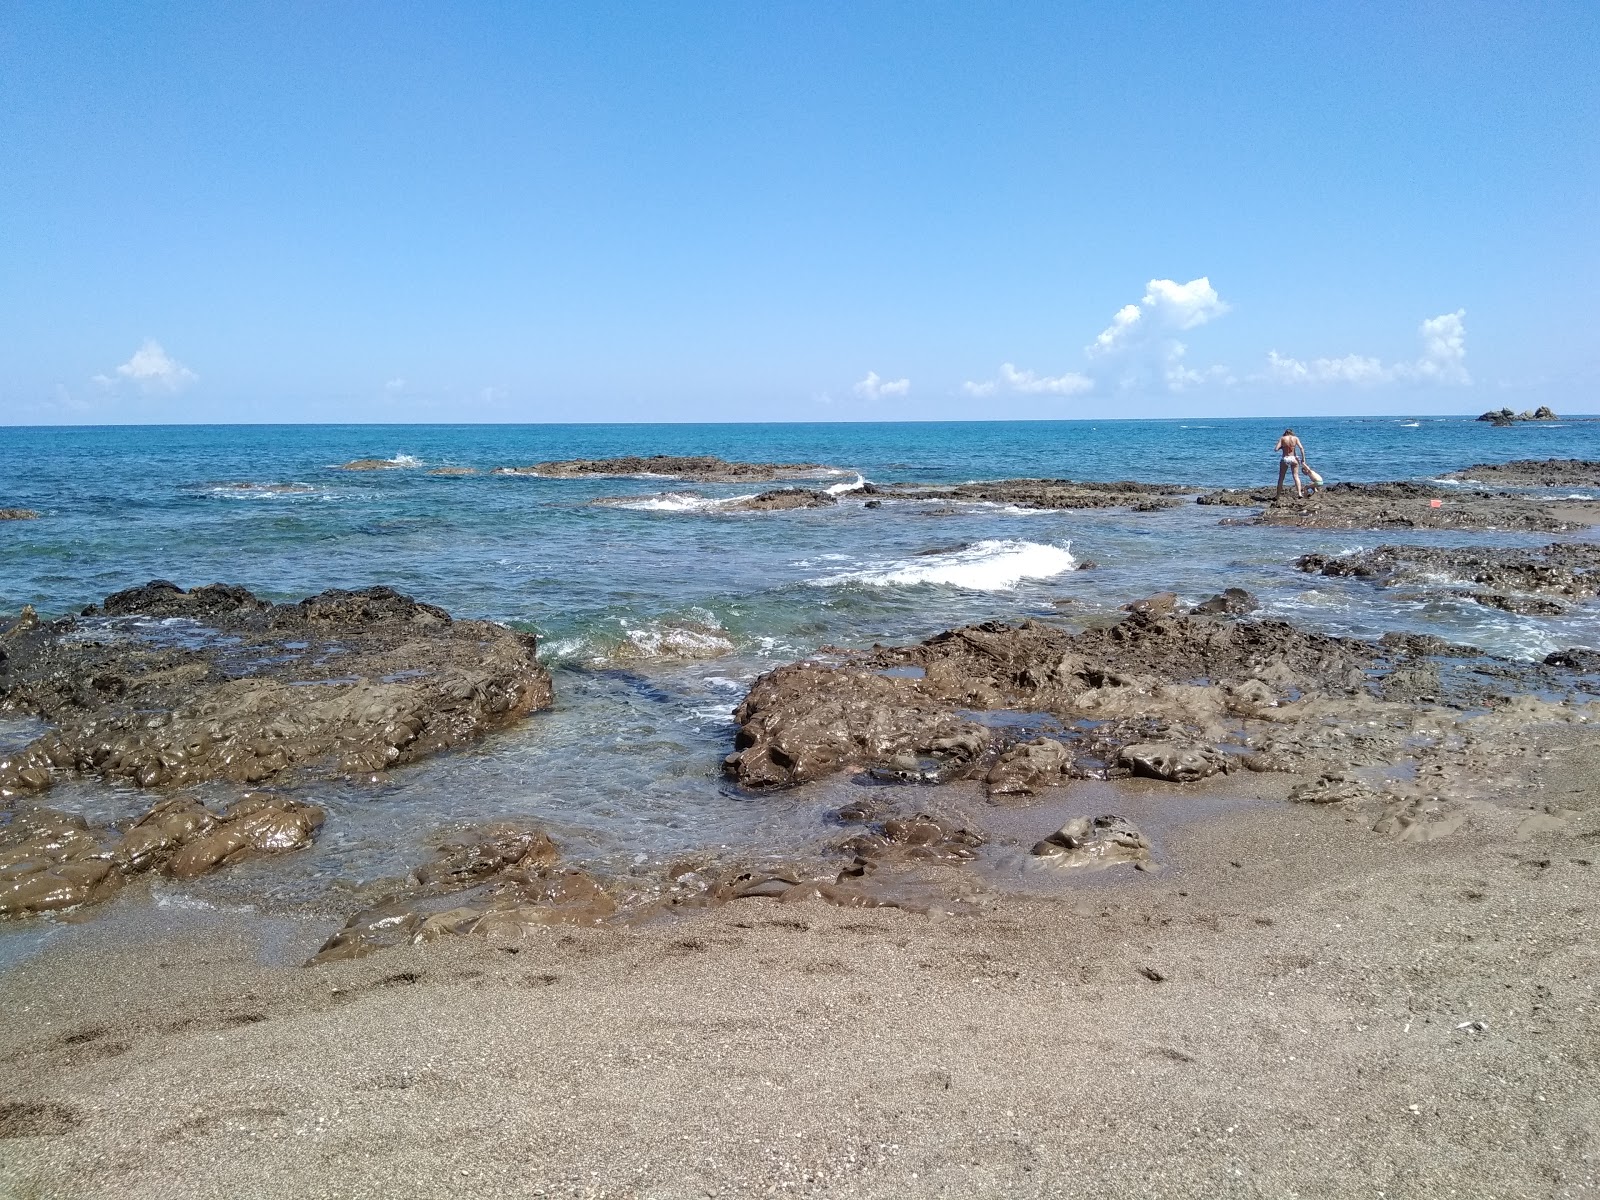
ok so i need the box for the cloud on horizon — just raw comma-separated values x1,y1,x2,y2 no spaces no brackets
854,370,910,399
1264,310,1470,387
962,362,1093,397
966,276,1228,398
93,340,198,393
966,280,1470,400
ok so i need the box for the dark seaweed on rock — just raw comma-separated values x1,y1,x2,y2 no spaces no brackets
0,582,553,797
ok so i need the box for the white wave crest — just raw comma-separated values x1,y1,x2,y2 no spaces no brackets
387,454,424,467
596,491,758,513
825,474,868,496
809,539,1076,591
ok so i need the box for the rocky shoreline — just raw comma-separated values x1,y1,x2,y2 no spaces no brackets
4,453,1600,958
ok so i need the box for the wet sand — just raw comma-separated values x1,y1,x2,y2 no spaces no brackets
3,746,1597,1198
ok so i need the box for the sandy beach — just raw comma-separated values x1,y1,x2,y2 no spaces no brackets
4,738,1596,1199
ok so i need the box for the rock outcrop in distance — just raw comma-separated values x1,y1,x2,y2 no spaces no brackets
861,479,1192,512
1441,459,1600,487
492,456,838,482
0,509,40,520
0,582,553,798
1477,406,1556,425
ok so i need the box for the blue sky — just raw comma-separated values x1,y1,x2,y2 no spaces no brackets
2,1,1595,424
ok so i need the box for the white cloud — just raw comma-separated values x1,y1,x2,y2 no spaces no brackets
854,370,910,399
998,362,1094,394
1088,277,1229,358
385,377,407,393
962,363,1093,397
1264,310,1470,387
101,340,198,393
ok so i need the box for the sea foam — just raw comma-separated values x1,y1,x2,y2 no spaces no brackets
809,539,1076,591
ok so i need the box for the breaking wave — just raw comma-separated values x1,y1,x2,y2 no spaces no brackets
808,539,1076,591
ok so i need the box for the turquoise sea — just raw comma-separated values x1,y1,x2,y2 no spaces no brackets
3,416,1599,934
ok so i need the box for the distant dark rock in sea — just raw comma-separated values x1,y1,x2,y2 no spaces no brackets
1476,405,1556,424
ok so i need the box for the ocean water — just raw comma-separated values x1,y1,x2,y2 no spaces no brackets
3,416,1599,925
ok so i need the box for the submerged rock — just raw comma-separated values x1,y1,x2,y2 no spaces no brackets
985,737,1072,797
493,456,835,482
0,582,553,797
337,459,401,471
1191,588,1259,616
1031,815,1152,870
1114,742,1229,783
309,826,620,962
723,488,838,511
0,791,325,916
1297,542,1600,607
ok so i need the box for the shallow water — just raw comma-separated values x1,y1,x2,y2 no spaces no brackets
4,417,1600,939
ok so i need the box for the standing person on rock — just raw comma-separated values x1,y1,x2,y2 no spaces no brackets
1275,428,1309,501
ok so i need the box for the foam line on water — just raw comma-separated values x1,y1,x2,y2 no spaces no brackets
808,539,1076,591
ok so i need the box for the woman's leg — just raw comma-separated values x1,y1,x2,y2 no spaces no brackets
1276,459,1288,499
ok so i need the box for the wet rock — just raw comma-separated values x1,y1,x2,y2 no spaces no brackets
337,459,401,471
3,605,40,639
413,826,559,889
492,456,834,482
1297,542,1600,603
1467,592,1567,616
985,737,1072,797
1233,482,1596,533
109,796,218,872
1545,648,1600,671
867,479,1191,512
723,488,838,511
838,814,985,866
1191,588,1259,616
1031,814,1152,870
0,509,40,520
165,795,325,879
308,829,619,963
428,467,478,476
1444,458,1599,486
725,662,992,789
0,583,553,795
726,609,1383,791
1123,592,1178,617
1288,774,1379,805
1114,742,1227,783
0,810,122,916
1196,488,1275,507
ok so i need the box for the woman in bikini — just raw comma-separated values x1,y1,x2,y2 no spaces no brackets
1275,428,1308,500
